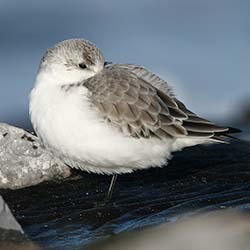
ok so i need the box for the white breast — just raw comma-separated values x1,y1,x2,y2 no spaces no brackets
29,73,203,174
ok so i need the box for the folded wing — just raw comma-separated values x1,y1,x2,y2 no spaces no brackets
84,64,238,141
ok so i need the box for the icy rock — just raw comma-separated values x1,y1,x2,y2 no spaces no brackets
0,123,71,189
0,195,22,232
0,196,40,250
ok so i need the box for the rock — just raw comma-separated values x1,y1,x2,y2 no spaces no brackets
0,241,40,250
0,195,22,232
1,124,250,249
0,196,38,250
86,211,250,250
2,140,250,249
0,123,71,189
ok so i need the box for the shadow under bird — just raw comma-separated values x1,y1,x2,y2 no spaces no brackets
29,39,240,198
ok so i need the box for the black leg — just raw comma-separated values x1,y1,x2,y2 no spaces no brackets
106,174,118,200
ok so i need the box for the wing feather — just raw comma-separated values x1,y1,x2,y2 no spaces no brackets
84,64,236,140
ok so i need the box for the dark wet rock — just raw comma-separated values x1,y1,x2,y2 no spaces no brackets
1,139,249,249
0,123,71,189
86,211,250,250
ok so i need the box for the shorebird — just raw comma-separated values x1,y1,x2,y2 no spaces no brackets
29,39,240,198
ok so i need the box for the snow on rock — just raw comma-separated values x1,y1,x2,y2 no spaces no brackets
0,123,71,189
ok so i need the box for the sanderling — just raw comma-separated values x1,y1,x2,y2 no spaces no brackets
29,39,240,197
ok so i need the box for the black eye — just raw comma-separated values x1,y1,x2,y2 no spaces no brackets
79,63,87,69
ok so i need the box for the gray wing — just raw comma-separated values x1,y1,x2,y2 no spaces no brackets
84,64,229,139
109,64,175,97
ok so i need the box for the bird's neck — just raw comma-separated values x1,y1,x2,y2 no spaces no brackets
34,68,79,88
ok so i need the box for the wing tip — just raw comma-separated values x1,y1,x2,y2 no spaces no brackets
227,126,242,134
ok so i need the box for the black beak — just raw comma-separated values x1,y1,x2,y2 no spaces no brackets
104,61,112,66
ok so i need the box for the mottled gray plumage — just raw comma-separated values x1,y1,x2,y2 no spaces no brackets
30,38,241,177
82,64,229,140
40,39,104,69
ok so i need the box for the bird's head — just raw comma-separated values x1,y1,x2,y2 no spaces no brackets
37,39,105,85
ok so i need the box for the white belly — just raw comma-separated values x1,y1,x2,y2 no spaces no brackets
30,81,203,174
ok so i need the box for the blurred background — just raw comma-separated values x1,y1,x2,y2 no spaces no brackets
0,0,249,130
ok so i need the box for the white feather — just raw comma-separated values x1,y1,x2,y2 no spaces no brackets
30,68,207,175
